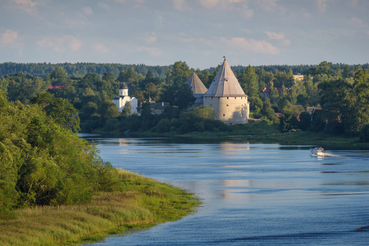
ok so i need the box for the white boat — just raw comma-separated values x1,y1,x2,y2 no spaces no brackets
310,147,324,156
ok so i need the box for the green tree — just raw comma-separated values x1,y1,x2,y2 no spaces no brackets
279,112,298,133
31,92,80,132
165,61,192,87
172,84,196,111
122,101,132,116
238,65,259,98
99,101,120,119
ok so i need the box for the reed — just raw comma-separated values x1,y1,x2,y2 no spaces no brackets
0,169,200,245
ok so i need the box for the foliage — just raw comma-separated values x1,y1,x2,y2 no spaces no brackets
31,92,80,132
2,61,369,138
359,124,369,142
0,92,122,211
0,169,200,245
279,112,299,133
121,101,132,116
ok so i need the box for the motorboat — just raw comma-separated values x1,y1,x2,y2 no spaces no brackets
310,147,324,156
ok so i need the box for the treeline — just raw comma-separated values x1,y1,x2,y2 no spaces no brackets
0,62,171,80
0,91,125,213
1,61,368,80
1,60,369,140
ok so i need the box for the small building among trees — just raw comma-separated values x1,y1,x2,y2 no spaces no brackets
112,84,138,115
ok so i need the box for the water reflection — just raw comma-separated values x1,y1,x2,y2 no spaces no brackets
88,138,369,246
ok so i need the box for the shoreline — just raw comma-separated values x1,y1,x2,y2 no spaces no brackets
0,169,200,245
87,130,369,150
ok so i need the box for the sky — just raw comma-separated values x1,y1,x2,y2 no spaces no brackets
0,0,368,69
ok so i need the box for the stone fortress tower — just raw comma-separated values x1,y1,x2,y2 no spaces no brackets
112,83,138,114
202,58,250,124
185,72,208,107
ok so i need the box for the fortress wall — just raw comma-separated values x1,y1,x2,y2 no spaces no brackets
203,96,249,125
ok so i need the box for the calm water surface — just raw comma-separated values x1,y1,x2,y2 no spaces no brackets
85,137,369,245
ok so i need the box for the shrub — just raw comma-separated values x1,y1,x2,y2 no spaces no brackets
360,124,369,142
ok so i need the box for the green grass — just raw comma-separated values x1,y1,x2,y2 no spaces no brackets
0,169,200,245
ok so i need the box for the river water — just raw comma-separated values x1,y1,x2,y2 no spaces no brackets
84,137,369,245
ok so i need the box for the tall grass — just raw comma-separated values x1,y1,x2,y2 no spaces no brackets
0,169,200,245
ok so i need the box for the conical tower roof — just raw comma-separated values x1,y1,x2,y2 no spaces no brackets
185,72,208,94
204,58,246,97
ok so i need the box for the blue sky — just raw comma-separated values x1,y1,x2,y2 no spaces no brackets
0,0,368,69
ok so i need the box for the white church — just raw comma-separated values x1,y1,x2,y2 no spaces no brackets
112,84,138,114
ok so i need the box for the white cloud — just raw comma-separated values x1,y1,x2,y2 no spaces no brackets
257,0,285,13
92,43,109,54
199,0,253,18
1,30,18,45
98,2,110,9
37,36,82,52
11,0,36,14
265,31,290,46
173,0,191,11
0,30,24,55
200,0,247,8
82,7,94,16
137,46,162,56
145,32,157,43
200,0,219,8
316,0,327,13
265,31,284,40
219,37,279,55
238,4,254,18
348,17,365,28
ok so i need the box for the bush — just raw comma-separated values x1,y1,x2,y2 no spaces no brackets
0,92,121,210
360,124,369,142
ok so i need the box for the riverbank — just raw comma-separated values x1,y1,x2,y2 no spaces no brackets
97,121,369,149
0,169,200,245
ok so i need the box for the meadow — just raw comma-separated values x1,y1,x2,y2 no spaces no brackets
0,169,200,245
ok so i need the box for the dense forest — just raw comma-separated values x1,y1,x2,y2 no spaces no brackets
1,62,368,80
1,60,369,141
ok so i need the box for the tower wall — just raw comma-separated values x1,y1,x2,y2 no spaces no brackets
204,96,249,125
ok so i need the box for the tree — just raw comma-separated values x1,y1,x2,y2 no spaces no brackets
238,65,259,98
298,112,311,131
172,84,195,111
165,61,192,88
31,92,80,132
122,101,132,116
99,101,120,119
318,79,351,134
279,112,298,133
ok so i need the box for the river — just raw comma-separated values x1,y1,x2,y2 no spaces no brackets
84,136,369,245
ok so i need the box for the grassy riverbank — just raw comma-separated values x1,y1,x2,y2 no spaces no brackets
121,121,369,149
0,169,200,245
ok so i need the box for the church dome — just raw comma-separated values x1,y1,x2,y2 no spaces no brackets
119,84,128,89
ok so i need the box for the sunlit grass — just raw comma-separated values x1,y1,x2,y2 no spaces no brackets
0,169,200,245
